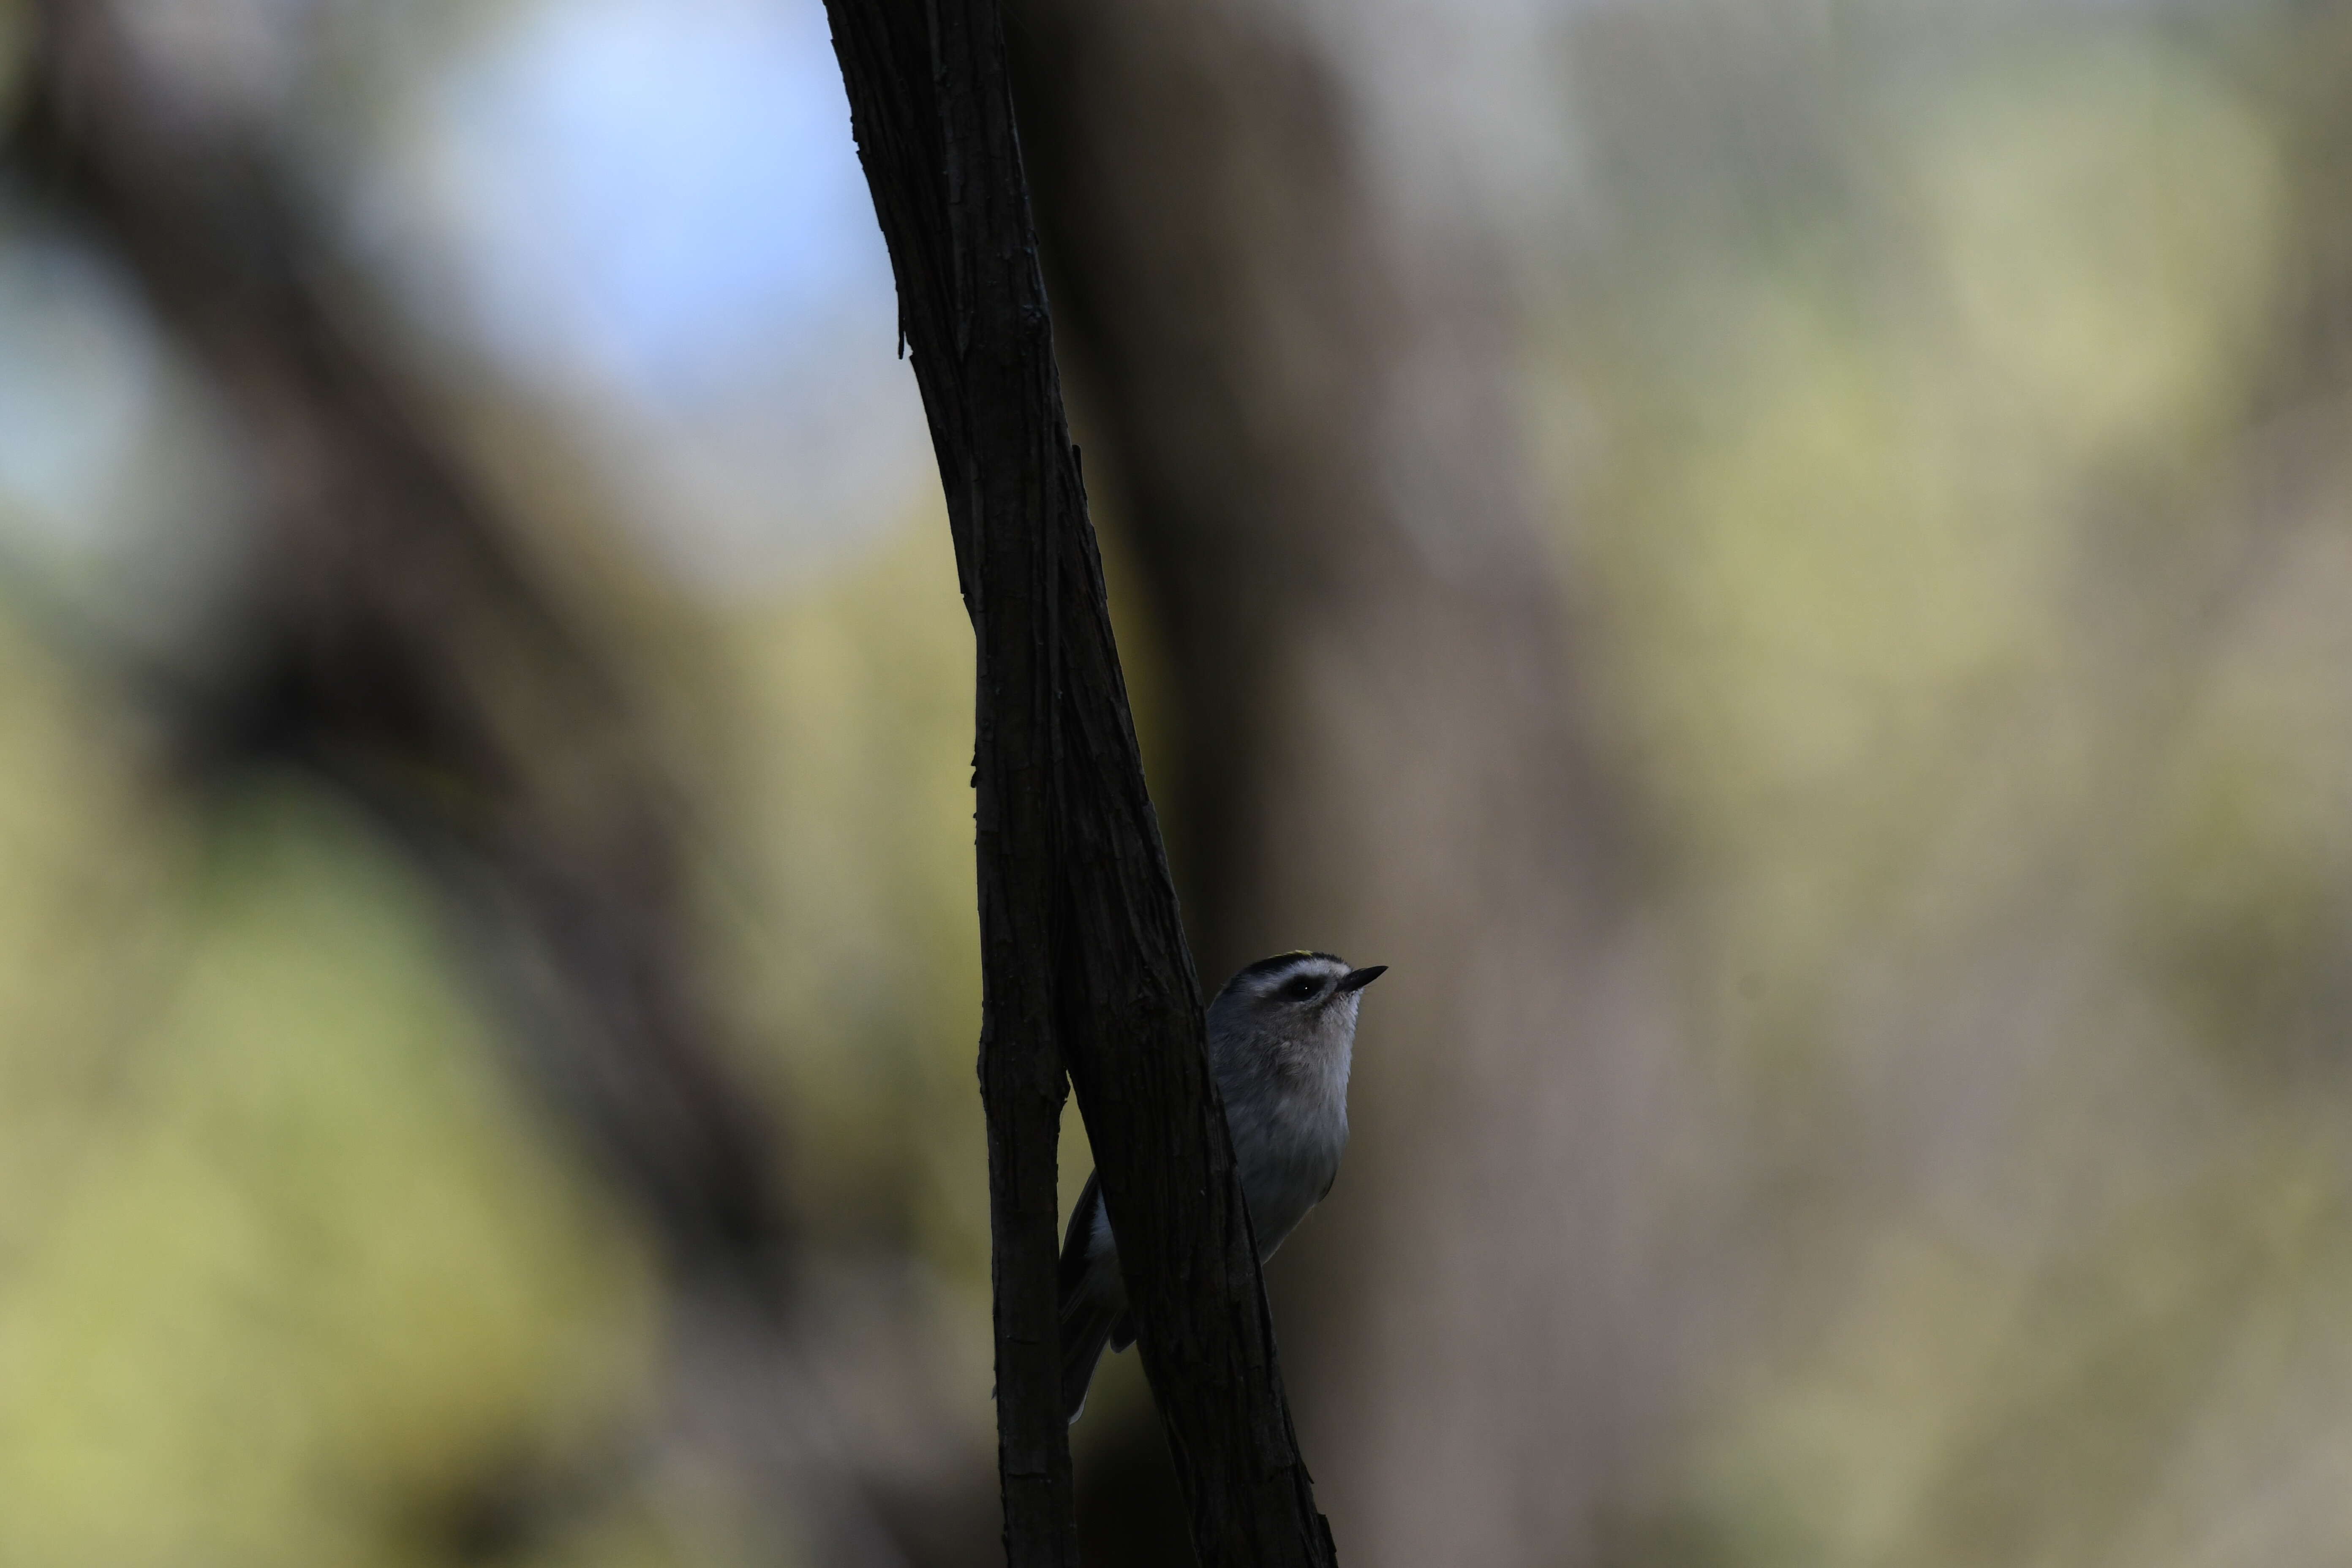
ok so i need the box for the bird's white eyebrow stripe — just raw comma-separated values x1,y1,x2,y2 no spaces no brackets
1244,955,1348,992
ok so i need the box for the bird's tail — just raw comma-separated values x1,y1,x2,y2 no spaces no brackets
1058,1172,1136,1424
1062,1293,1120,1426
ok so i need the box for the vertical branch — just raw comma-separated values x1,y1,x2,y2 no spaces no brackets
822,2,1340,1565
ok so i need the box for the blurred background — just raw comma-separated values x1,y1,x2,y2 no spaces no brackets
3,0,2352,1564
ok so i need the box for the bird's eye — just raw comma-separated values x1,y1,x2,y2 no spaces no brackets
1285,976,1320,1001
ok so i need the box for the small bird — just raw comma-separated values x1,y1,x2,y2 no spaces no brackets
1058,950,1386,1424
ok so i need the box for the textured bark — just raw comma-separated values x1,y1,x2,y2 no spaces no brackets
1000,3,1688,1563
821,3,1339,1565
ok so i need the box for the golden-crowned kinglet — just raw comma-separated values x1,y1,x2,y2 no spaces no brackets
1059,951,1386,1424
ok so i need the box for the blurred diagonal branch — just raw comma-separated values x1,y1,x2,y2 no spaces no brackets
12,0,788,1293
822,2,1339,1565
4,5,930,1563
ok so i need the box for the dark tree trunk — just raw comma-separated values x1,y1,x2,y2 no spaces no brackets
820,3,1340,1565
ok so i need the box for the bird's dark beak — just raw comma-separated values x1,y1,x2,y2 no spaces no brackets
1337,965,1386,993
